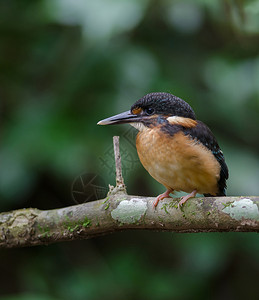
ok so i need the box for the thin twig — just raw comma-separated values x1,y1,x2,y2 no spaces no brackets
1,196,259,248
113,136,125,188
0,136,259,248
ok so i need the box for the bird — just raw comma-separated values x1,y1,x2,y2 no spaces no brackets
97,92,229,208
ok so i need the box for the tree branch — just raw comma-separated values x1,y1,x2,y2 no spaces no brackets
1,195,259,248
0,136,259,248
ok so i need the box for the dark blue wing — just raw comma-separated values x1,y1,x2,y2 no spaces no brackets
183,121,229,196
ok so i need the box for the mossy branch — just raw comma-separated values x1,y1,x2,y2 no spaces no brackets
1,195,259,248
0,136,259,248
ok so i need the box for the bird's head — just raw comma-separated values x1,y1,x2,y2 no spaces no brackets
97,92,196,131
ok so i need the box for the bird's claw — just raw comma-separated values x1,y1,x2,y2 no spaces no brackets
178,197,188,209
152,190,173,209
177,190,197,209
152,198,160,208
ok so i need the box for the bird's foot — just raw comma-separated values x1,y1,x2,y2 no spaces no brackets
153,189,173,208
178,190,197,209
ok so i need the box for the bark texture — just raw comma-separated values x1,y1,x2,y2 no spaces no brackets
1,136,258,248
1,191,259,248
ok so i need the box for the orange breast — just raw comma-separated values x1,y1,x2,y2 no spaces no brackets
136,128,220,195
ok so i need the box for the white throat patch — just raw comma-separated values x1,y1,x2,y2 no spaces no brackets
130,122,147,131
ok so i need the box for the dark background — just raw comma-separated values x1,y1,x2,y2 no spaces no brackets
1,0,259,299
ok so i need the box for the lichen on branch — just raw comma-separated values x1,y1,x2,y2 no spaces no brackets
1,195,259,248
0,136,259,248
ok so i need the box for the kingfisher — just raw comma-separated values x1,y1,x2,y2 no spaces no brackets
98,92,228,208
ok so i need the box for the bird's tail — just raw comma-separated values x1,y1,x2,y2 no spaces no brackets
204,190,226,197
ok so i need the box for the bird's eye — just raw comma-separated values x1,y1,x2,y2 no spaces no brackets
145,108,154,115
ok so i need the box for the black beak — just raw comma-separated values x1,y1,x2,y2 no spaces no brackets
97,110,142,125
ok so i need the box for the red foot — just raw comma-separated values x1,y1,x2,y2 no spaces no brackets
153,189,173,208
178,190,197,208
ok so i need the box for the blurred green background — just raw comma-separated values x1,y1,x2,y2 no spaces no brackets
1,0,259,299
